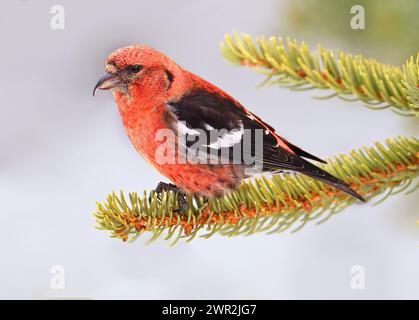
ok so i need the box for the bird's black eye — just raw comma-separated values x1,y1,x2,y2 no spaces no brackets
129,64,142,73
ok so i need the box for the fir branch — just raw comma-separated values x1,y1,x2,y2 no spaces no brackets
220,33,419,117
94,136,419,244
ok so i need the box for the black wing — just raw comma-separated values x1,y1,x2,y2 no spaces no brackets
167,88,323,170
166,88,365,202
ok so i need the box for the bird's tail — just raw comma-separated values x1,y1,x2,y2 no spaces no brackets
297,159,366,202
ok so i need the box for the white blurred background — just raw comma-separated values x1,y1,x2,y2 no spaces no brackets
0,0,418,299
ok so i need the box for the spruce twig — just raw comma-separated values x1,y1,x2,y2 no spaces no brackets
220,32,419,117
94,136,419,244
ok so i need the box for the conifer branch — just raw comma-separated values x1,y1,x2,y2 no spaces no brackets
94,136,419,244
220,33,419,117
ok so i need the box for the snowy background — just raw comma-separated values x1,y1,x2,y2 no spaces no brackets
0,0,417,299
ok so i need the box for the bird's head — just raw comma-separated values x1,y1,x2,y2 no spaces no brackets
93,45,179,98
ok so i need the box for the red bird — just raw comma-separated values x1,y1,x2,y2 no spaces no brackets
94,45,365,205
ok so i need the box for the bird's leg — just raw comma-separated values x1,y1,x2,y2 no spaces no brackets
151,182,188,212
195,194,209,206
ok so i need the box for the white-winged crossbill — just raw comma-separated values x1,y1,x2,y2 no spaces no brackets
94,45,365,203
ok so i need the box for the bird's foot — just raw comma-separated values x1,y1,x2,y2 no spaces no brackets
151,182,188,212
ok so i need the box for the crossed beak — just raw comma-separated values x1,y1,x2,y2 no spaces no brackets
93,72,122,96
